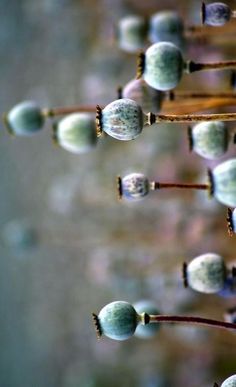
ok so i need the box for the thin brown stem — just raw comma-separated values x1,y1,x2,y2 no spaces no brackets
153,182,209,190
147,112,236,125
149,314,236,332
170,91,236,99
42,105,101,117
187,60,236,73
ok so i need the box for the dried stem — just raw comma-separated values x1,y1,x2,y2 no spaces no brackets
145,112,236,125
42,105,100,117
187,60,236,73
170,91,236,99
152,182,209,190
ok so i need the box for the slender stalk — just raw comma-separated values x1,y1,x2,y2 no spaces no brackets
170,91,236,100
148,314,236,332
187,60,236,73
42,105,100,117
162,98,236,114
145,112,236,125
152,182,209,190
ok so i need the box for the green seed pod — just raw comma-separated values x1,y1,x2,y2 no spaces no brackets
122,78,164,113
149,11,184,48
117,15,148,53
212,158,236,207
191,121,228,160
221,375,236,387
203,2,231,27
134,300,160,338
4,101,44,136
120,173,150,200
55,113,97,154
187,253,226,294
144,42,184,91
97,301,138,341
102,98,143,141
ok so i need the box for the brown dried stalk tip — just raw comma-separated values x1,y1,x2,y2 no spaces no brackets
227,208,234,237
207,169,214,197
92,313,102,339
136,51,145,79
116,175,123,200
51,123,59,145
95,105,103,137
117,86,123,100
182,262,188,288
201,2,206,24
213,383,219,387
187,126,193,152
2,113,14,136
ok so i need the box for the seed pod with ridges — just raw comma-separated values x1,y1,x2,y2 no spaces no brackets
221,375,236,387
117,15,147,53
122,78,164,113
186,253,226,294
101,98,143,141
144,42,184,91
202,2,231,27
55,113,97,154
149,11,184,48
134,300,160,338
212,158,236,207
119,173,150,201
4,101,44,136
97,301,138,341
191,121,229,160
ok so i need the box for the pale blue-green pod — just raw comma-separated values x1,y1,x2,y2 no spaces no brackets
98,301,138,341
120,173,150,201
202,2,231,26
187,253,226,294
55,113,97,154
221,374,236,387
148,11,184,48
117,15,147,53
212,159,236,207
191,121,229,160
102,98,143,141
122,78,164,113
144,42,184,91
5,101,44,136
134,300,160,338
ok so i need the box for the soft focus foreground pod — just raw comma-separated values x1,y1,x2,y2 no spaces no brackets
149,11,184,48
221,374,236,387
4,101,45,136
55,113,97,154
212,159,236,207
117,15,147,53
186,253,226,294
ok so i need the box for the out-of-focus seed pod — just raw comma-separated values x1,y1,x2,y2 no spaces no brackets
118,173,150,201
202,2,231,26
212,159,236,207
149,11,184,48
117,15,148,53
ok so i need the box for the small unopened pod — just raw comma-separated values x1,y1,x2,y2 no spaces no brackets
202,2,232,26
118,173,150,201
133,300,161,338
117,15,148,53
220,374,236,387
122,78,164,113
148,11,184,48
190,121,229,160
212,158,236,207
186,253,226,294
54,113,97,154
4,101,45,136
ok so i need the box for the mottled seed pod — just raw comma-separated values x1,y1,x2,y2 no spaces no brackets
202,2,231,27
122,78,164,113
101,98,143,141
221,375,236,387
134,300,160,338
186,253,226,294
212,159,236,207
117,15,148,53
190,121,229,160
97,301,138,341
148,11,184,48
4,101,45,136
55,113,97,154
119,173,150,200
144,42,184,91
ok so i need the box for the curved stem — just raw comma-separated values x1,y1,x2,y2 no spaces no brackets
149,314,236,332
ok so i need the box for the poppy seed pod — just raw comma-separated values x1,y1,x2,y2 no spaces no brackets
119,173,150,200
144,42,184,91
212,158,236,207
134,300,161,338
149,11,184,48
117,15,148,53
101,98,143,141
186,253,226,294
55,113,97,154
122,78,164,113
191,121,229,160
96,301,139,341
221,374,236,387
202,2,231,26
4,101,45,136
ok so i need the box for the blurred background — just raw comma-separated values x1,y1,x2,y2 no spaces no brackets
0,0,236,386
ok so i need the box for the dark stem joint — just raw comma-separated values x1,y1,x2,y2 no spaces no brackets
187,126,193,152
207,169,214,197
182,262,188,288
227,208,234,236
